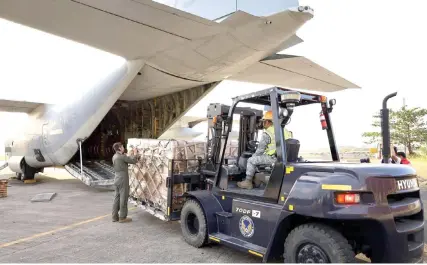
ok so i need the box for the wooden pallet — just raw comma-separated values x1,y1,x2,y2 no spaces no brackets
127,139,239,215
127,139,206,213
0,179,8,198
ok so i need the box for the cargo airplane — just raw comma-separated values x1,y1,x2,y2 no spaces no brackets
0,0,358,187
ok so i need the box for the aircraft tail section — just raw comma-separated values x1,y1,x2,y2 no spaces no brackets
219,7,313,52
219,10,259,28
275,34,304,52
219,11,304,52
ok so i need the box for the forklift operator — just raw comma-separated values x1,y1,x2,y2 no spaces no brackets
237,110,291,189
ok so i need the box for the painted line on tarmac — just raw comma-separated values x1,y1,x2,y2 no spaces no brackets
0,207,137,248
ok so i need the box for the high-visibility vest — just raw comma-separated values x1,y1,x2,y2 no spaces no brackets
264,126,292,156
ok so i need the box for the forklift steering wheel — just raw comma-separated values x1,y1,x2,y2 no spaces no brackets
247,140,259,152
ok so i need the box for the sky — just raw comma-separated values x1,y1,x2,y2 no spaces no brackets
0,0,427,152
158,0,298,20
171,0,427,150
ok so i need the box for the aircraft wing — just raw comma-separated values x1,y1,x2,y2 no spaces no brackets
229,54,360,92
0,99,43,113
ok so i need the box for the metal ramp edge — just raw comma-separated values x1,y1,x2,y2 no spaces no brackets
128,198,169,221
0,162,8,171
65,161,115,190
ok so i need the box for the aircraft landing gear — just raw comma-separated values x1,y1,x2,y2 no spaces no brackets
16,171,35,182
22,171,35,181
19,159,39,182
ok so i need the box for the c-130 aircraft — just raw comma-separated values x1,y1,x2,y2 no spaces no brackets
0,0,358,187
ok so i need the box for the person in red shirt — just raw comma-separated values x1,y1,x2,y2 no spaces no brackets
397,151,411,164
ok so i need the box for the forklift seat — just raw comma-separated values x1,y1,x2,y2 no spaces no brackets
237,151,253,171
238,151,274,173
255,163,273,173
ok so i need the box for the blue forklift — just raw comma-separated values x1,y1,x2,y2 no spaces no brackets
178,87,424,263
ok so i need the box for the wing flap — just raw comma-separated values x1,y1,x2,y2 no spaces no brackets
229,54,360,92
0,99,43,113
274,35,304,52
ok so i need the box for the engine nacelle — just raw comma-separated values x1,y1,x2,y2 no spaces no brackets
7,156,25,173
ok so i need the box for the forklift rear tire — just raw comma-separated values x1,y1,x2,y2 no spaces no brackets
180,199,208,248
283,223,356,263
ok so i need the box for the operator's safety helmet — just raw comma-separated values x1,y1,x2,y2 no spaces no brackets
262,110,273,121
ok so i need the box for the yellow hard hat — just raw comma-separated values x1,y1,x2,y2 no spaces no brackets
262,110,273,120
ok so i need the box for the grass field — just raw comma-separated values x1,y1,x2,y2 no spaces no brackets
411,158,427,178
370,157,427,178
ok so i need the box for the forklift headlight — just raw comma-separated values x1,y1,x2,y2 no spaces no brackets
280,108,289,118
281,91,301,104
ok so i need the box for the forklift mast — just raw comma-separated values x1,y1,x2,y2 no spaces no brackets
237,108,262,158
205,103,262,172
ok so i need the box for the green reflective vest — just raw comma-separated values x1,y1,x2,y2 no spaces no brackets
264,126,292,156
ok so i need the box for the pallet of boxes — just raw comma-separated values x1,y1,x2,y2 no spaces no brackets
127,138,238,221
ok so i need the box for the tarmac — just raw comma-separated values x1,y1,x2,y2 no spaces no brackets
0,167,426,263
0,169,259,263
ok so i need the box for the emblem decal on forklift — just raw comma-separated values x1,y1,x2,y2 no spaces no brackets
239,215,255,238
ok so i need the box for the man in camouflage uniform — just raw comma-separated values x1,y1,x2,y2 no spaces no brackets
112,142,138,223
237,110,291,189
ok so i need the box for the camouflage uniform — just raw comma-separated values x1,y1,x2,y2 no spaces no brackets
245,132,276,181
237,124,291,189
112,153,137,222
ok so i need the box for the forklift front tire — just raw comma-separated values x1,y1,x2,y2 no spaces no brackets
283,223,356,263
180,199,208,248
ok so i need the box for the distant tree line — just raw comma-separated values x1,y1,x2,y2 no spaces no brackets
362,106,427,155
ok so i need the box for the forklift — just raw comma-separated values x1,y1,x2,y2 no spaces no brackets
179,87,424,263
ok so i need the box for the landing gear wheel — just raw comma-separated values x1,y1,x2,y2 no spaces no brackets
16,173,22,181
22,172,35,181
283,223,356,263
180,199,208,248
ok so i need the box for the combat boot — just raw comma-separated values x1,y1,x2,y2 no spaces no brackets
119,217,132,223
253,178,262,188
112,214,119,222
237,179,253,189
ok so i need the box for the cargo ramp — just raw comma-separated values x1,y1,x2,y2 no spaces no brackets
0,162,8,171
64,160,115,190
